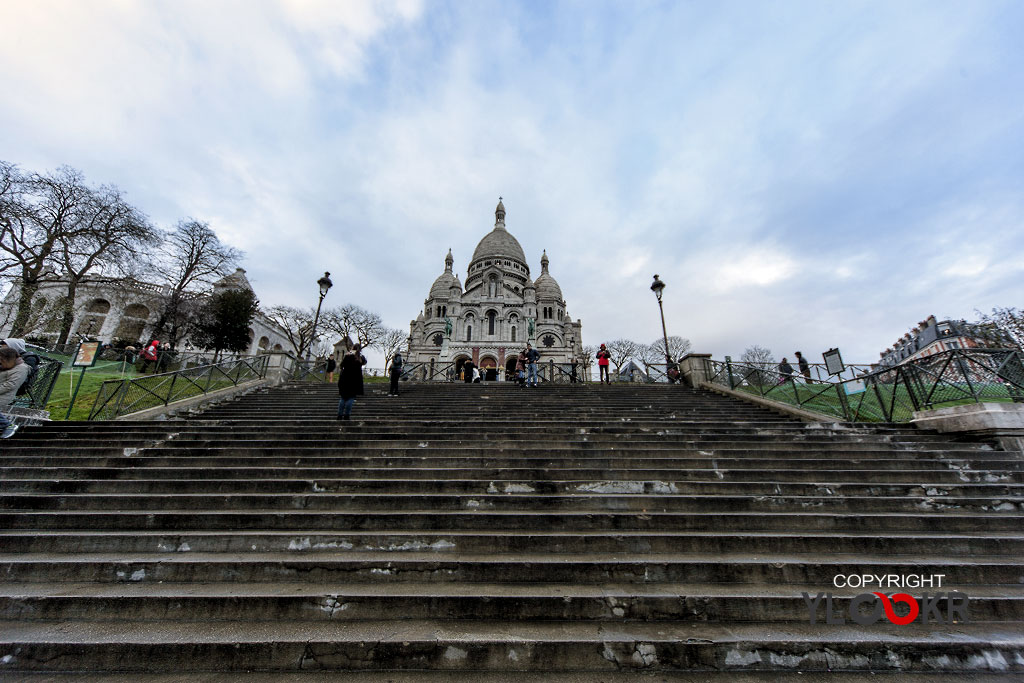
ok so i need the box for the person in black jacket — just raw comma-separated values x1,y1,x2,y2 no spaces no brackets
337,344,367,421
525,343,540,387
388,351,404,396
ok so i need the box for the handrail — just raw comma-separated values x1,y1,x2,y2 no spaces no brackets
705,348,1024,422
88,354,271,420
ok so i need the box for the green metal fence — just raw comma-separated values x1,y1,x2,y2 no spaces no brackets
88,355,271,420
706,348,1024,422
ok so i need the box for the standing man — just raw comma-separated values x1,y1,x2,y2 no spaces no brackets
596,344,611,384
388,350,404,396
462,358,475,384
0,347,30,439
795,351,812,383
525,343,540,388
337,343,367,421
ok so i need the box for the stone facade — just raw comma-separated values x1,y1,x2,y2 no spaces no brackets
0,268,291,355
408,200,583,379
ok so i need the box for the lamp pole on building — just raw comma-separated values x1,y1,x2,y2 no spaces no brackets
307,272,333,361
650,274,671,367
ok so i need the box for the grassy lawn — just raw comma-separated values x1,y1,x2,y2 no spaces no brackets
45,360,264,421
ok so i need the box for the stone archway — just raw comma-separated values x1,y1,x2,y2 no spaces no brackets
505,356,518,381
454,355,471,381
479,356,498,381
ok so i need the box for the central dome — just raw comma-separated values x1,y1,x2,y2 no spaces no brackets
471,198,527,264
471,228,527,264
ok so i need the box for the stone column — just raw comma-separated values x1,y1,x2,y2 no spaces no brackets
678,353,712,389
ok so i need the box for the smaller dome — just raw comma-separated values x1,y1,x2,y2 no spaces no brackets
416,311,424,322
430,272,461,299
534,272,562,300
534,250,562,300
429,249,462,299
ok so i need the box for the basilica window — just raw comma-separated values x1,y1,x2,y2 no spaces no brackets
511,326,517,342
466,325,472,342
442,306,447,317
487,310,496,335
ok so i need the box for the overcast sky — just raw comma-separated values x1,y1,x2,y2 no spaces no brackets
2,0,1022,366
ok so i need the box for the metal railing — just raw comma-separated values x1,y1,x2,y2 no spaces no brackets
88,354,271,420
705,348,1024,422
12,352,64,410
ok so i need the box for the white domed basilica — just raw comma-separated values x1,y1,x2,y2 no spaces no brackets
408,199,584,380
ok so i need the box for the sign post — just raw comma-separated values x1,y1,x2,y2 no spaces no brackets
65,341,102,420
823,348,845,377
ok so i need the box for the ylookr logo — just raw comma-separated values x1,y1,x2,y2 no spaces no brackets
802,574,969,625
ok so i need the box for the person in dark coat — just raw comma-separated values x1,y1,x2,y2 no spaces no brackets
388,351,404,396
462,359,475,384
337,344,367,420
325,355,337,383
777,357,794,385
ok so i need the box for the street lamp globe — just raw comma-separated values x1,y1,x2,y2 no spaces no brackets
650,274,665,302
318,272,333,298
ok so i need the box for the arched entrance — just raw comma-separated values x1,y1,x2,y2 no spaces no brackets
454,355,471,381
479,356,498,381
505,356,517,381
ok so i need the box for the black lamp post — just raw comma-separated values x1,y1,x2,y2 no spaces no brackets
307,272,333,360
650,274,671,367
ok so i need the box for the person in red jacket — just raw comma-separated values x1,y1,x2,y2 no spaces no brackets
141,340,160,374
596,343,611,384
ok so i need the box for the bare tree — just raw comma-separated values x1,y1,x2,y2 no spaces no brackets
379,327,407,372
150,219,242,347
606,338,642,374
322,304,386,350
636,342,662,372
0,163,96,335
52,185,156,344
740,344,776,387
973,307,1024,351
265,305,316,357
666,335,692,362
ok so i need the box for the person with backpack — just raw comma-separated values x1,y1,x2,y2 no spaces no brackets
0,347,30,439
388,351,404,396
0,339,39,400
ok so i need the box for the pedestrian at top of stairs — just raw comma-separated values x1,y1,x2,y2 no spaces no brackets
326,355,337,383
388,351,403,396
795,351,813,383
0,347,30,439
337,344,366,421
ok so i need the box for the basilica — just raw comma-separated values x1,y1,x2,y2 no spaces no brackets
408,199,584,380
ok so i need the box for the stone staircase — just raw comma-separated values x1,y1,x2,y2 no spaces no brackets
0,381,1022,679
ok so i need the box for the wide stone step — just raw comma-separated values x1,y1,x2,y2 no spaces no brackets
1,619,1021,673
2,553,1020,585
6,477,1020,498
5,492,1023,514
4,466,1019,484
4,530,1021,556
2,672,1016,682
2,586,1018,623
3,510,1021,532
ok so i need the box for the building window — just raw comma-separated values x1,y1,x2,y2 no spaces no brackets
466,325,472,342
487,310,496,335
511,326,517,342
